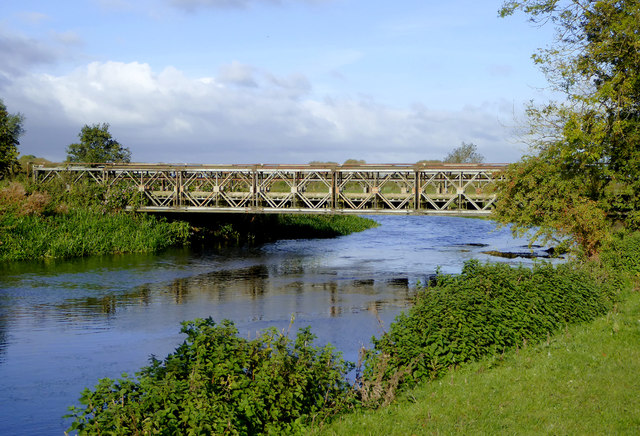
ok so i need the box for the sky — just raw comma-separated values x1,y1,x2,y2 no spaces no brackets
0,0,554,164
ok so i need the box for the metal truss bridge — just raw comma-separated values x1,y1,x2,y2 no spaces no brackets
33,163,505,216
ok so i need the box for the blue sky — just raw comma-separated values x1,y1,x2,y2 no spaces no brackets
0,0,553,164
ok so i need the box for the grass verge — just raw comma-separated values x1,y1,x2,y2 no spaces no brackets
318,288,640,435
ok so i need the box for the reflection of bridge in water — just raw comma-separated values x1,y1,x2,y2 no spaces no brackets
33,163,505,216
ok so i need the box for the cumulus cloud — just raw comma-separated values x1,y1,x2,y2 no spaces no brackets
1,60,523,164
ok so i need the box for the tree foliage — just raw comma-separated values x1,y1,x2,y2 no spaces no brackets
0,99,24,179
66,123,131,163
495,0,640,254
443,142,484,163
494,155,609,256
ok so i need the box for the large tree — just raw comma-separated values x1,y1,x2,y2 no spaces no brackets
66,123,131,163
495,0,640,255
0,99,24,179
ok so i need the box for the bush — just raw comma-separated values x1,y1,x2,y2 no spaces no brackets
600,231,640,277
360,260,619,406
67,319,356,435
0,181,54,216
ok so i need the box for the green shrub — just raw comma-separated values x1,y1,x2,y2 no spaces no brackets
360,260,619,406
67,319,356,435
600,231,640,277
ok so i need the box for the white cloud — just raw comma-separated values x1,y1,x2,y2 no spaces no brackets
2,60,524,164
217,61,258,87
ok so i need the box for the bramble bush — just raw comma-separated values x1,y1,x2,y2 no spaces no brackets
67,319,356,435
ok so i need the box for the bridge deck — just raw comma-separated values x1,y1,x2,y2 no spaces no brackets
33,163,505,215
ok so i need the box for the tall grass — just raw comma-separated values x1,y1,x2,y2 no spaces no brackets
270,214,379,239
0,208,191,261
170,212,378,245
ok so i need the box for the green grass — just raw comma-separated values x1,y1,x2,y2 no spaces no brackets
318,289,640,435
164,213,379,246
274,214,379,238
0,208,191,261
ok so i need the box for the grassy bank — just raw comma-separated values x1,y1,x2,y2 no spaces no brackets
0,208,191,261
316,233,640,434
0,180,378,262
319,288,640,435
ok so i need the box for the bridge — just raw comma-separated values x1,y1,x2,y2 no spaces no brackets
33,163,505,216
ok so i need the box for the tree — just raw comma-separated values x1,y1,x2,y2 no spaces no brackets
66,123,131,163
495,0,640,255
0,99,24,179
443,142,484,163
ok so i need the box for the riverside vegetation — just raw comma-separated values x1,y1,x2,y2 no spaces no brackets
0,177,378,262
64,232,640,434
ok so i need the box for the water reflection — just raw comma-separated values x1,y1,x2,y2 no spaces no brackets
9,262,414,329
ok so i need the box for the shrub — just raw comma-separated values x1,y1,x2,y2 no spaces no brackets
0,181,26,213
21,191,51,215
0,181,54,216
600,231,640,277
67,319,356,435
360,260,619,406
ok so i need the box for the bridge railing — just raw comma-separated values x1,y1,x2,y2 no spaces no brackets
33,163,506,215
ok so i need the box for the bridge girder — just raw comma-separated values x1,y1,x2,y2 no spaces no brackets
33,163,505,216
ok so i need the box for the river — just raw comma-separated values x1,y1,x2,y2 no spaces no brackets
0,215,555,434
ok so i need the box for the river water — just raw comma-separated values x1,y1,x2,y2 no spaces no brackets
0,215,553,435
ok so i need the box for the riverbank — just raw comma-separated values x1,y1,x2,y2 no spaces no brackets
318,288,640,434
166,212,380,246
0,180,378,262
0,215,538,434
316,232,640,434
64,230,640,434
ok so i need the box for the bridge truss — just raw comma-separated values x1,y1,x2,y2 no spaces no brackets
33,163,505,215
